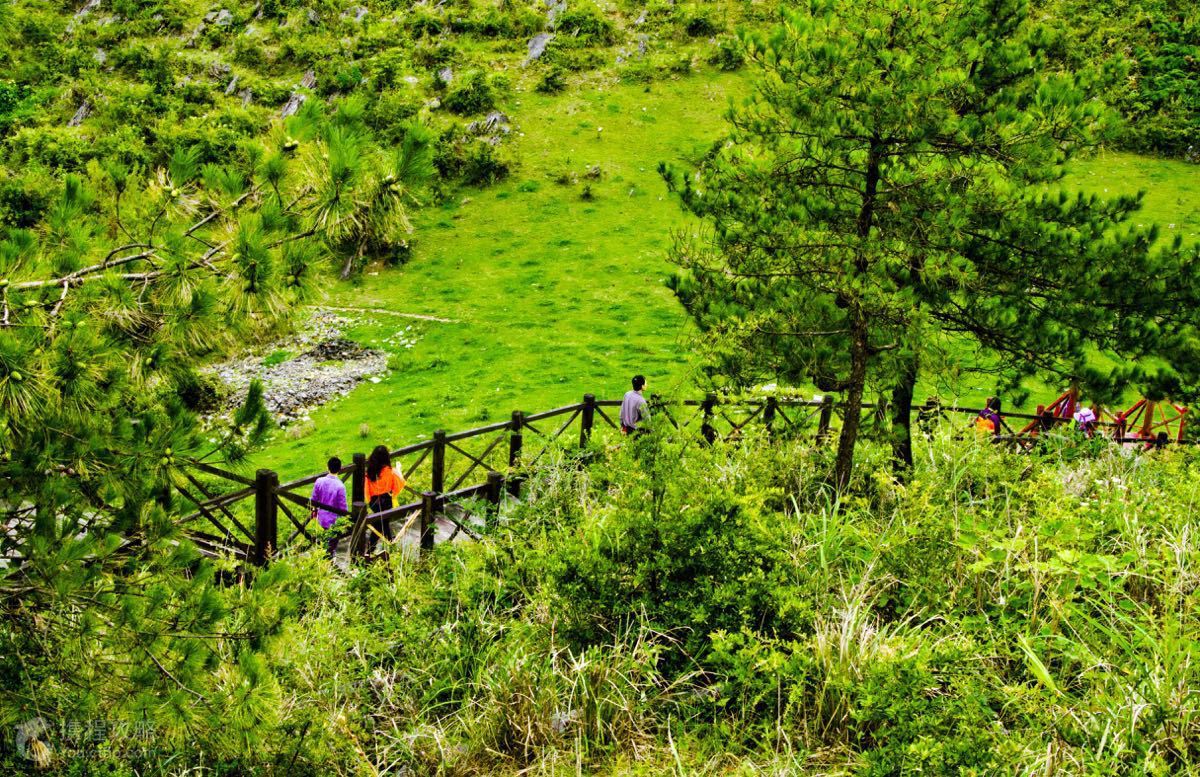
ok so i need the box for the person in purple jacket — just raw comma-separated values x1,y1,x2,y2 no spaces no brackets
310,456,347,559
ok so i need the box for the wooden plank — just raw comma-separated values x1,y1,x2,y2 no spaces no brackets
447,434,507,492
445,419,512,443
523,404,582,423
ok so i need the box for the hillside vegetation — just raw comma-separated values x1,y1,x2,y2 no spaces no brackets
2,0,1200,774
13,429,1200,773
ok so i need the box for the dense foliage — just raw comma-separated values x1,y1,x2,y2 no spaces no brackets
6,428,1200,773
0,0,1197,772
1040,0,1199,156
665,0,1200,486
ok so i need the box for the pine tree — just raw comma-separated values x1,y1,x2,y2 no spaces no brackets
0,100,433,759
664,0,1200,486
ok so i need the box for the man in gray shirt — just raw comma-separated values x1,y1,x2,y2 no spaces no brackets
620,375,649,434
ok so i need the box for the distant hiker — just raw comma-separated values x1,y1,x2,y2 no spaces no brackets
366,445,406,543
620,375,649,434
974,397,1002,437
1074,406,1098,437
310,456,347,559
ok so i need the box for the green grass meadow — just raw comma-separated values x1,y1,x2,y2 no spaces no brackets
256,77,1200,480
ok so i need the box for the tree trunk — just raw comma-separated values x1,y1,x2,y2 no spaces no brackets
834,311,869,491
834,138,883,491
890,352,918,479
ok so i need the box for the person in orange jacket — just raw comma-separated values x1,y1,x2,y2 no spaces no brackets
366,444,406,541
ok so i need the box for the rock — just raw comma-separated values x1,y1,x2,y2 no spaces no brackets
210,61,231,78
466,111,510,138
305,337,368,361
437,66,453,85
205,312,393,424
239,87,254,106
68,0,101,32
635,9,646,25
341,5,368,22
546,0,566,24
68,100,92,127
526,32,553,63
93,48,107,65
300,69,317,89
307,8,320,24
402,75,420,86
637,34,648,57
281,92,306,117
214,8,233,25
225,75,239,95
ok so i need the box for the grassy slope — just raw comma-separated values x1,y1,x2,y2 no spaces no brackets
1070,150,1200,242
257,78,1200,480
260,74,743,478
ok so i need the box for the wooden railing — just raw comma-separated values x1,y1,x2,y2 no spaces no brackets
172,393,1186,566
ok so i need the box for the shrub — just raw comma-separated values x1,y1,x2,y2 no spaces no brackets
536,65,568,94
543,46,606,73
365,90,424,143
412,40,458,70
554,3,617,46
442,70,496,115
708,35,745,71
460,140,510,185
434,129,511,185
679,5,721,37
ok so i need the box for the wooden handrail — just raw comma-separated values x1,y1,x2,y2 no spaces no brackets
178,392,1193,565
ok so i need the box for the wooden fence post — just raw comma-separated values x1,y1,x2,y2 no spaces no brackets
348,453,368,559
702,392,718,444
816,395,834,442
420,491,437,552
253,468,278,566
508,411,524,498
763,396,777,437
580,393,596,448
485,470,503,525
352,453,366,504
431,429,447,495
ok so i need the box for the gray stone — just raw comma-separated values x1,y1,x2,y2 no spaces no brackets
68,0,101,32
307,8,320,24
214,8,233,26
466,111,511,138
68,100,91,127
437,67,453,85
281,92,306,117
300,69,317,89
204,311,394,424
93,48,107,65
239,87,253,106
526,32,553,63
225,75,239,95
